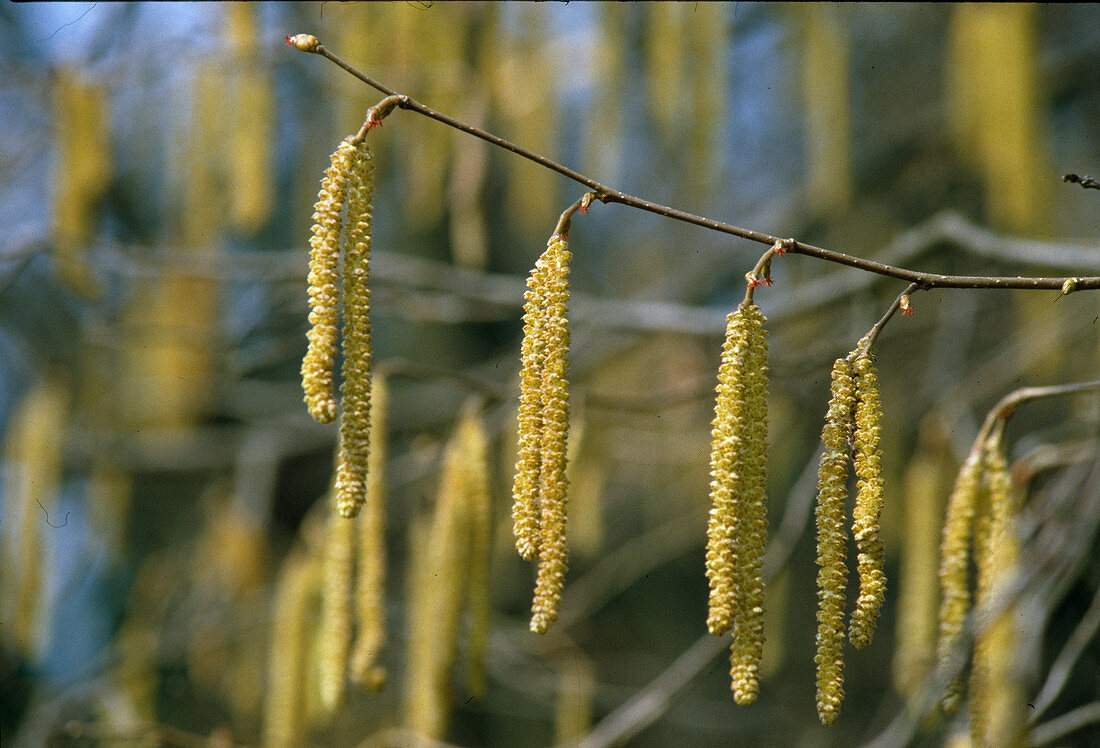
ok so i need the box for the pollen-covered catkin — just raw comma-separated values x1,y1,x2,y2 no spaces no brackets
849,353,886,649
814,356,855,726
936,445,983,714
893,424,949,697
529,234,572,635
319,510,355,712
460,408,493,697
969,434,1023,747
512,257,549,560
405,426,474,739
263,546,320,747
302,140,357,424
335,141,375,518
705,308,751,636
350,372,387,688
730,303,769,705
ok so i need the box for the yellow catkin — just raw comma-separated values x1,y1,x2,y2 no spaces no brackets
405,427,475,739
461,407,493,697
263,546,321,748
51,67,111,296
798,3,853,216
499,5,559,235
970,435,1024,747
849,353,886,648
86,461,134,566
730,303,769,705
226,3,273,233
937,445,984,714
703,302,770,702
893,423,950,696
645,3,687,142
686,2,728,199
814,357,855,726
554,653,596,744
318,510,355,713
1,379,68,662
705,308,750,636
512,256,549,560
302,140,357,424
335,141,375,518
350,372,387,688
968,509,994,746
583,4,626,184
530,235,572,635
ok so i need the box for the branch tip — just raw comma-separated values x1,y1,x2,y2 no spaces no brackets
1063,173,1100,190
286,34,321,53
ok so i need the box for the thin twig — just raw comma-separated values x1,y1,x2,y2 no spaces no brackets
62,721,224,748
1028,577,1100,721
1030,701,1100,746
858,282,921,353
979,380,1100,442
292,39,1100,291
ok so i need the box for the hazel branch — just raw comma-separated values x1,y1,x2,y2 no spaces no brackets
288,36,1100,292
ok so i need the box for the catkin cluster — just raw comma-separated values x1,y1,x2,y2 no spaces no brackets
300,138,376,518
704,302,770,705
812,351,886,725
511,234,573,635
937,425,1022,744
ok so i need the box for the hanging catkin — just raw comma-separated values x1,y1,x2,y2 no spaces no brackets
349,372,387,688
334,140,375,518
51,67,111,295
226,3,274,232
1,379,69,662
705,307,752,637
733,304,769,705
461,407,494,697
937,445,983,714
814,357,855,726
405,454,468,739
969,432,1024,746
704,301,770,704
264,533,322,748
849,353,886,648
529,234,572,634
512,255,549,560
893,423,950,696
318,509,354,712
302,141,357,424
